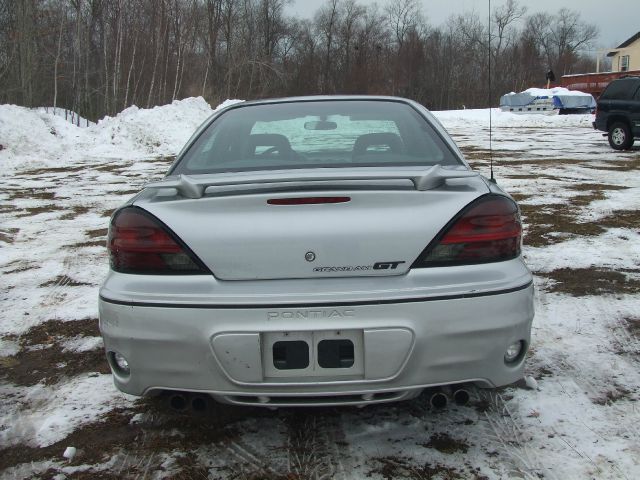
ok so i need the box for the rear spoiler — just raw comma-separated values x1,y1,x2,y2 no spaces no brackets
145,165,479,199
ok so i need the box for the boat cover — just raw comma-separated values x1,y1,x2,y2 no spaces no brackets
500,87,596,109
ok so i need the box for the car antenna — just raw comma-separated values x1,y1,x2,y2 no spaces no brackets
488,0,496,184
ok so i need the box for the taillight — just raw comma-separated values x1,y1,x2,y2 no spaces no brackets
413,195,522,267
107,207,209,274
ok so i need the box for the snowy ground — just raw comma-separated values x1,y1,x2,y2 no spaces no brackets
1,100,639,479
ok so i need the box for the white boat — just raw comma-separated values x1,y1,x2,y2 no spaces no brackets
500,87,596,114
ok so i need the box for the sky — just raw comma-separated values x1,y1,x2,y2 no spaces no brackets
286,0,640,55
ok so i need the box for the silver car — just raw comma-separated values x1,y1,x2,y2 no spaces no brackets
99,96,534,408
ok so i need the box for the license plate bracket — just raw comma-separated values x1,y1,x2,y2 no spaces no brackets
262,330,363,378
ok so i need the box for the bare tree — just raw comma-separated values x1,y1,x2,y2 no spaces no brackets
315,0,340,93
492,0,526,64
0,0,602,117
526,8,598,76
385,0,421,50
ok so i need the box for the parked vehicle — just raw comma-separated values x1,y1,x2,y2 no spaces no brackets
99,96,534,408
593,76,640,150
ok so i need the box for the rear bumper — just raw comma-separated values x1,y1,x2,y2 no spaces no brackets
99,281,534,407
593,116,606,132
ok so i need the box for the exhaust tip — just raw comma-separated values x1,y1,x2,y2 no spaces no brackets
430,391,448,409
453,389,470,406
169,393,188,411
191,395,209,413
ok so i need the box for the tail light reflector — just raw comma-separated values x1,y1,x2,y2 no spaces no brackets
413,195,522,267
108,207,209,274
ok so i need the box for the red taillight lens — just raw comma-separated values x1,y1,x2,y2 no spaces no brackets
107,207,208,274
267,196,351,205
414,195,522,267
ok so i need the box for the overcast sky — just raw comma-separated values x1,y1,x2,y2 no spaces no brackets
286,0,639,54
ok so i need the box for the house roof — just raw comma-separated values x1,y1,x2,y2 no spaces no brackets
616,31,640,49
607,31,640,56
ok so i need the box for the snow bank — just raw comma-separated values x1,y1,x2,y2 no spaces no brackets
0,98,243,172
89,97,216,158
0,104,89,171
2,98,597,173
36,107,95,127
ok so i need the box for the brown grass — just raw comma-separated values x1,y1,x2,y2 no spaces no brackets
537,268,640,296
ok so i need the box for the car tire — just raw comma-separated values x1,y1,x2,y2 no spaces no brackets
608,122,634,150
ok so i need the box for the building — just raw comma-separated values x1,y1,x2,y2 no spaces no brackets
607,31,640,72
558,31,640,98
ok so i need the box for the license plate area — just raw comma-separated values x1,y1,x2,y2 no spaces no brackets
262,330,364,378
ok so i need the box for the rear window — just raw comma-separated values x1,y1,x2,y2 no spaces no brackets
170,100,462,175
601,79,640,100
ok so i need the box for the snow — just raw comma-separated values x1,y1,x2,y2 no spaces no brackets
0,97,243,173
1,99,639,478
36,107,95,128
61,336,103,353
433,107,595,128
524,375,538,390
62,446,77,460
0,374,133,448
519,86,591,97
499,87,596,110
0,337,20,357
89,97,216,158
526,229,640,273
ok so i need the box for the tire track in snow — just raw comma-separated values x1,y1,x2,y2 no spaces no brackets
477,383,634,480
610,316,640,360
219,435,279,478
474,389,550,480
282,409,350,480
36,254,80,313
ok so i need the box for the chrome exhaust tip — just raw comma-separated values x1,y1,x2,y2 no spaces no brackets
453,388,470,406
191,395,209,413
168,393,188,411
430,391,448,409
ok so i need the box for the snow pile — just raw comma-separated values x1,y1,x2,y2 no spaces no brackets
0,104,89,171
89,97,216,158
36,107,95,128
1,97,599,174
0,98,243,172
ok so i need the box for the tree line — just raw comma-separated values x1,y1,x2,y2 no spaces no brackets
1,0,599,120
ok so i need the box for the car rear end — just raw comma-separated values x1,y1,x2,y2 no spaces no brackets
99,97,534,407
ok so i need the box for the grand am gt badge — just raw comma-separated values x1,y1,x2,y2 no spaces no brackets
313,261,405,272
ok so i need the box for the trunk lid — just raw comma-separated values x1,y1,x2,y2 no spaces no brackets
136,168,489,280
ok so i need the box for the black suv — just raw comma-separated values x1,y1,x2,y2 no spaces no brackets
593,76,640,150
